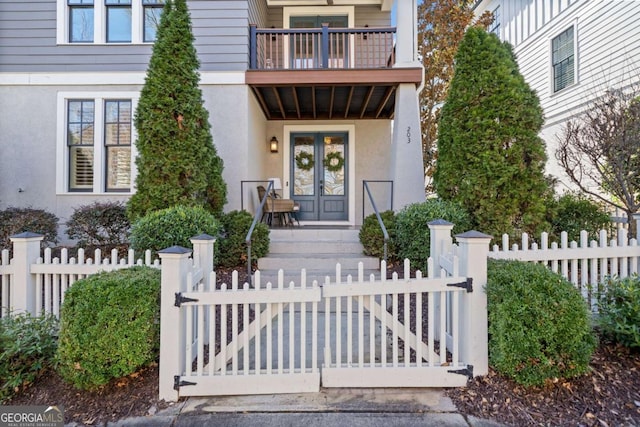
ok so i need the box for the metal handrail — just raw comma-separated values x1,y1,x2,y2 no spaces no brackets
362,180,392,265
245,180,274,286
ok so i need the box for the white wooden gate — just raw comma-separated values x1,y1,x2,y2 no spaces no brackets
158,225,490,401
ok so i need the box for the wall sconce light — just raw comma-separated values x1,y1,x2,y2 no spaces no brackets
269,136,279,153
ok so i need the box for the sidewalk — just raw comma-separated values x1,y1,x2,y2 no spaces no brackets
106,388,507,427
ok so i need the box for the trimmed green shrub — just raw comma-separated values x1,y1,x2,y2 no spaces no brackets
487,259,597,386
56,267,161,390
216,210,269,268
597,276,640,349
0,312,58,402
394,199,471,268
0,207,59,250
129,205,221,256
359,210,397,260
548,193,612,243
65,201,130,251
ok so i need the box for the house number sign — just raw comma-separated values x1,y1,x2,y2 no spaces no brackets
407,126,412,144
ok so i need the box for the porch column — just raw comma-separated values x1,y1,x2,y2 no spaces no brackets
395,0,419,66
391,83,425,209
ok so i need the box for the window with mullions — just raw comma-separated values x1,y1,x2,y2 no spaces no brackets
489,5,500,36
69,0,94,43
106,0,132,43
67,100,95,191
104,100,132,191
143,0,164,42
552,26,575,93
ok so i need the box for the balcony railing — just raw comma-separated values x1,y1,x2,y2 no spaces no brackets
249,24,396,70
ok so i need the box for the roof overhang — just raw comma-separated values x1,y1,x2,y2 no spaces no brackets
246,67,422,120
266,0,393,11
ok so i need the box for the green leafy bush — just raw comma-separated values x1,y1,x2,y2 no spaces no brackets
487,259,597,386
548,193,612,242
359,210,397,260
56,267,161,390
216,210,269,268
597,276,640,349
130,205,221,256
0,312,58,403
0,207,59,250
394,199,471,268
65,201,130,251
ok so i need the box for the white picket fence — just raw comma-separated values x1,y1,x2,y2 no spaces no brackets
0,232,158,318
488,228,640,311
158,222,491,401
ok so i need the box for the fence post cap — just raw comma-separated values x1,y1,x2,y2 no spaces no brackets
190,233,216,242
9,232,45,240
158,246,192,255
428,219,453,226
456,230,492,240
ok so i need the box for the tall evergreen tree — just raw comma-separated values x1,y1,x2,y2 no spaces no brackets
128,0,227,220
434,27,550,238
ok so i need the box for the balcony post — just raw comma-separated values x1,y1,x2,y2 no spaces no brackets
321,23,329,69
250,24,257,69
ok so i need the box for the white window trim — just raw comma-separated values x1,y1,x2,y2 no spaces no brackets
56,91,139,195
57,0,151,45
282,6,355,70
549,21,579,95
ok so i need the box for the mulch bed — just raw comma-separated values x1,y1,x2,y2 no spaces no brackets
448,343,640,426
6,264,640,426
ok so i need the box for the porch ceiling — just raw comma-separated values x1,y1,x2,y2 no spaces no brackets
246,68,422,121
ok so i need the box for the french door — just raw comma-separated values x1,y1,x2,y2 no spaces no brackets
290,132,348,221
289,15,349,69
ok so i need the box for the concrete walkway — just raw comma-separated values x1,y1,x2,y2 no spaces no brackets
107,388,507,427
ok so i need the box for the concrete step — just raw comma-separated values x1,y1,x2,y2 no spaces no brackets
258,253,380,271
269,240,364,254
268,228,361,242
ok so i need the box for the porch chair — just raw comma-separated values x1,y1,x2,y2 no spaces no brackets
257,185,299,226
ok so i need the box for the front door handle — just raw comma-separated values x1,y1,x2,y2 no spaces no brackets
319,180,324,196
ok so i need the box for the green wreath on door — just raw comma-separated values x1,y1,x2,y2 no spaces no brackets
323,151,345,173
295,151,314,171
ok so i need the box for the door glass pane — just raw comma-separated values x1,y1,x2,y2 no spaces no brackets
323,136,344,195
293,136,315,195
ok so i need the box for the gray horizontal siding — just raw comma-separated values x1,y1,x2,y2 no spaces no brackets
0,0,250,73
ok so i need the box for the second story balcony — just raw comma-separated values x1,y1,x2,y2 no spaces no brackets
247,25,423,121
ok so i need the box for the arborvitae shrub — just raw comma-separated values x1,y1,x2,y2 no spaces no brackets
0,207,59,250
215,210,269,268
65,201,130,251
597,276,640,349
434,27,551,239
56,267,161,390
394,199,471,269
130,205,221,256
487,259,597,386
127,0,226,221
359,210,397,260
0,312,58,402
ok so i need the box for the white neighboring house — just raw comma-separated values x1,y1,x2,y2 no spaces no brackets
474,0,640,190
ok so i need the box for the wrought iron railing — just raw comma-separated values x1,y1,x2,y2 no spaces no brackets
249,24,396,70
362,180,394,265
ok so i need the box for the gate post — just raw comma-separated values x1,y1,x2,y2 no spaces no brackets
455,231,492,376
158,246,193,402
10,232,44,315
428,219,454,263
